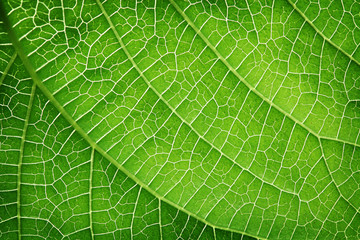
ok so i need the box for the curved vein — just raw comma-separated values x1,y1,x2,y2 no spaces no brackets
286,0,360,67
93,0,302,196
3,1,359,238
17,81,36,240
169,0,360,216
168,0,359,149
96,0,360,217
89,147,95,240
0,52,17,87
0,6,265,239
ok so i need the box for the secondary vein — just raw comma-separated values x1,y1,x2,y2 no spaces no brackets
89,147,95,240
168,0,360,149
285,0,360,67
94,0,305,198
0,52,17,87
0,7,264,239
169,0,360,216
17,81,36,240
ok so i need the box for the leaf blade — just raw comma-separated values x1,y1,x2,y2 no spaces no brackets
1,0,360,239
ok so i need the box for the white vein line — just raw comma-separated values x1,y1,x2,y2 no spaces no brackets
94,0,302,200
169,0,359,149
168,0,360,217
17,82,36,240
286,0,360,67
159,199,163,240
89,147,95,239
131,187,141,240
0,52,17,86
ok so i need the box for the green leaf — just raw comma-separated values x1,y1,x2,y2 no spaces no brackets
1,0,360,239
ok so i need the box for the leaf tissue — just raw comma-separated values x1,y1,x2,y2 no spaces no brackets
0,0,360,239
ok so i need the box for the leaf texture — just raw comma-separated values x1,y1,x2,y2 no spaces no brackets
0,0,360,239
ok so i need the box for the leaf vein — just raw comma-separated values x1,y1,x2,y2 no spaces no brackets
94,0,305,197
17,81,36,240
285,0,360,67
168,0,360,149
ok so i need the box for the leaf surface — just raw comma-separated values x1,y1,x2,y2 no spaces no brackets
0,0,360,239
